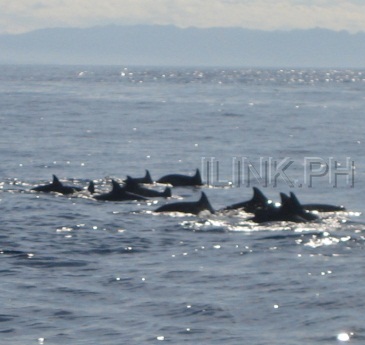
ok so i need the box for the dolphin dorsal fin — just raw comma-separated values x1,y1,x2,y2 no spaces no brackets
111,179,123,192
164,187,172,197
199,192,208,203
52,175,62,186
88,181,95,194
290,192,319,221
289,192,304,212
194,169,203,185
199,192,215,214
280,193,291,210
252,187,268,204
125,175,138,188
145,170,153,183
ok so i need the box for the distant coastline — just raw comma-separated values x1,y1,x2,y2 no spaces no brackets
1,25,365,68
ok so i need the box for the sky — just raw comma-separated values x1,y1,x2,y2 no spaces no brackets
2,0,365,35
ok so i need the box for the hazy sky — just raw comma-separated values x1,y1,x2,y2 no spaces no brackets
2,0,365,34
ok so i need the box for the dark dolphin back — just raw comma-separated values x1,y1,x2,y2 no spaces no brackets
32,176,56,192
131,170,153,184
125,175,171,198
155,192,214,215
94,179,146,201
302,203,346,212
222,187,268,212
157,169,203,186
32,175,75,194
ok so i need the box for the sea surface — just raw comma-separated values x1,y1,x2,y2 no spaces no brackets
1,65,365,345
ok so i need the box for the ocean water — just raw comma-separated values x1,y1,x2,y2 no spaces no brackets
1,65,365,344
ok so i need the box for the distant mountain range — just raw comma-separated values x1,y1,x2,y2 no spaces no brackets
1,25,365,68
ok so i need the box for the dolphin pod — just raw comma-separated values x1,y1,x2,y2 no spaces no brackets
30,170,347,223
223,187,345,215
250,192,320,223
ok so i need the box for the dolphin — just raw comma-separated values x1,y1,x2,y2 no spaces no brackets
154,192,215,215
124,170,153,184
222,187,269,213
157,169,203,187
251,192,319,223
227,188,345,213
301,203,346,212
124,176,171,198
32,175,83,195
93,179,147,201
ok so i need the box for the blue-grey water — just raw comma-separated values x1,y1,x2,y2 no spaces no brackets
1,65,365,344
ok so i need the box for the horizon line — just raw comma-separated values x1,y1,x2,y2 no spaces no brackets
2,23,365,36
